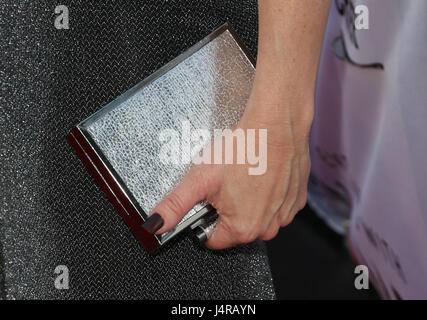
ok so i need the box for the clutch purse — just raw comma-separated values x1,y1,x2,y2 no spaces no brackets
67,23,255,252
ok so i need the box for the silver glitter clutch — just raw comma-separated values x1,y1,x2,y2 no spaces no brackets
67,23,255,251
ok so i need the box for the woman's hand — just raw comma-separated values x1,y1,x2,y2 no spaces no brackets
142,0,331,249
147,80,313,249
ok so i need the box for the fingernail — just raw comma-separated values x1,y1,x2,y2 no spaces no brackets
142,213,164,234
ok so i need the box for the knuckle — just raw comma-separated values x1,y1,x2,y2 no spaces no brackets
280,211,294,227
162,192,186,217
285,207,300,226
297,191,308,210
234,224,259,244
260,226,279,241
280,219,291,228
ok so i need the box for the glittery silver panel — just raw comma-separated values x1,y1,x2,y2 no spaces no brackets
1,0,275,300
81,30,254,239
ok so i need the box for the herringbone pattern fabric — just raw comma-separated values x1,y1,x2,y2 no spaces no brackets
0,1,275,299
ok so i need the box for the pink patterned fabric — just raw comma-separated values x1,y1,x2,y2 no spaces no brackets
309,0,427,299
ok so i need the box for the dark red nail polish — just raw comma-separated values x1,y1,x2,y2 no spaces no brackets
142,213,164,234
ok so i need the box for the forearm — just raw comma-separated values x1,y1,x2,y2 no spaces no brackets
247,0,331,132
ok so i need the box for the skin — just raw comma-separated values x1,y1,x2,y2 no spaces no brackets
152,0,332,249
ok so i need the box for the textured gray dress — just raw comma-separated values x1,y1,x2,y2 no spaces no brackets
0,0,275,299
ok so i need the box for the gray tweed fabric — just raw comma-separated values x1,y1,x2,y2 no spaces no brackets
0,0,275,299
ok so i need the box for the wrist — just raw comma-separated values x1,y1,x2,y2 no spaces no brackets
245,75,315,127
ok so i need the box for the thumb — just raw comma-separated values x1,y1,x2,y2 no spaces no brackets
144,165,219,235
